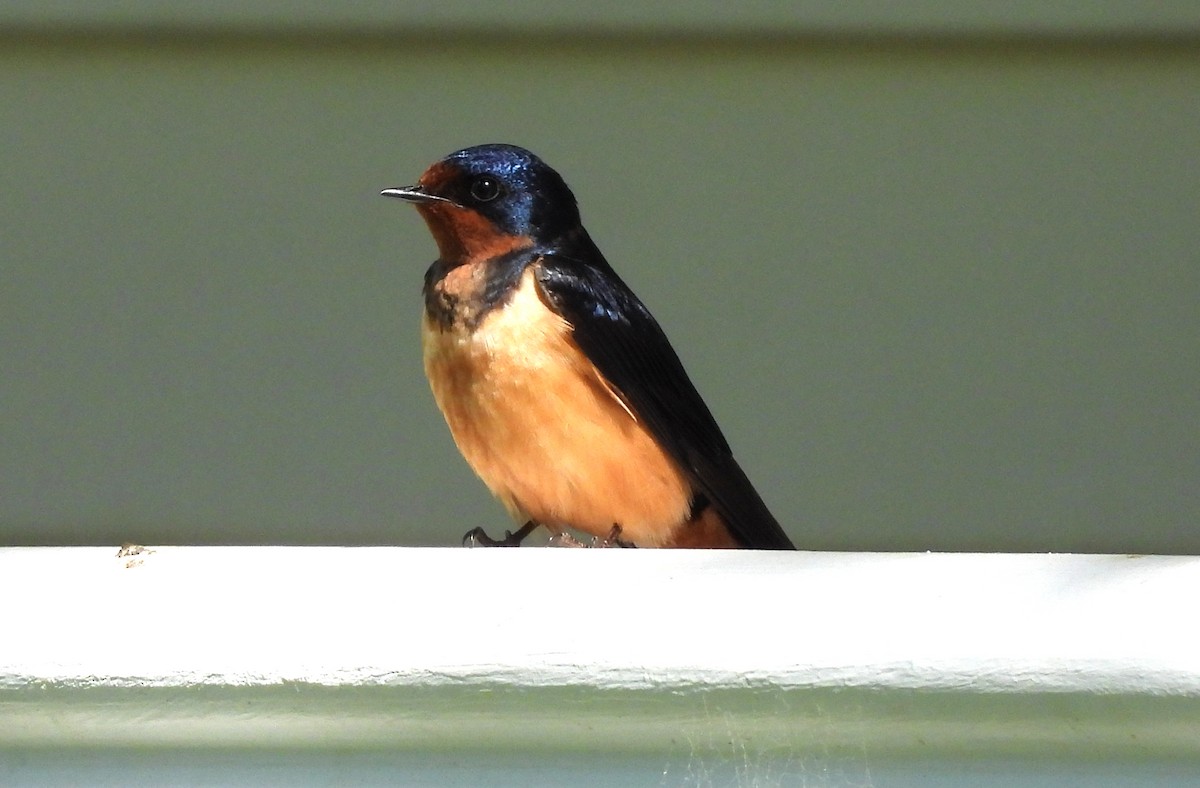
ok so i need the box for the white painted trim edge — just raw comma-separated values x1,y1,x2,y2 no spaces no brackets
4,547,1197,694
1,547,1198,755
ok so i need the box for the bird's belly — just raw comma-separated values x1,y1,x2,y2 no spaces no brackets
421,273,691,545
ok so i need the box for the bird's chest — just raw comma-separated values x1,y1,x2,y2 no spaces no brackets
422,268,576,436
419,263,692,540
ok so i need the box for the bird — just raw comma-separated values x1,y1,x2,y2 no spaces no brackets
381,144,794,549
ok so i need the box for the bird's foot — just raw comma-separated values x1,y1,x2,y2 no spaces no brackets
462,520,538,548
596,524,637,548
548,525,637,548
547,531,588,548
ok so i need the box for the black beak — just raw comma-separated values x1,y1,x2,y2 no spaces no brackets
380,185,460,207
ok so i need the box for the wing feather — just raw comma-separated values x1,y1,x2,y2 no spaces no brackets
533,247,794,549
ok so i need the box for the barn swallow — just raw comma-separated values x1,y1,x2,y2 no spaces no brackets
382,144,794,549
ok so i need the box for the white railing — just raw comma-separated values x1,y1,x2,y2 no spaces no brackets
2,547,1197,784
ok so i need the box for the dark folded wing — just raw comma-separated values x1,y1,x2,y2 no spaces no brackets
533,250,794,549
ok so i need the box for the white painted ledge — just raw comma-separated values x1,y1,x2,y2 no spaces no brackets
2,547,1199,766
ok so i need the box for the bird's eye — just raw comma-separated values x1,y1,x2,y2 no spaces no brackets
470,176,502,202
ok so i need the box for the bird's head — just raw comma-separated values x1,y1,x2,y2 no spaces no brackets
382,143,582,265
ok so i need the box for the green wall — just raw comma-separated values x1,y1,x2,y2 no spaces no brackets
2,11,1197,551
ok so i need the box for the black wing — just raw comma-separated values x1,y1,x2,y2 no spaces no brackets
533,245,794,549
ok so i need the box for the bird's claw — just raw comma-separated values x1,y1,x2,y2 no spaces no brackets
547,531,587,548
548,524,637,548
461,520,538,548
597,524,637,548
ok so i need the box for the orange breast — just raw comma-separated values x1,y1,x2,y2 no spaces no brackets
422,266,693,546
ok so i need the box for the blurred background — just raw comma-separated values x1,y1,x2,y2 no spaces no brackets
2,4,1197,552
